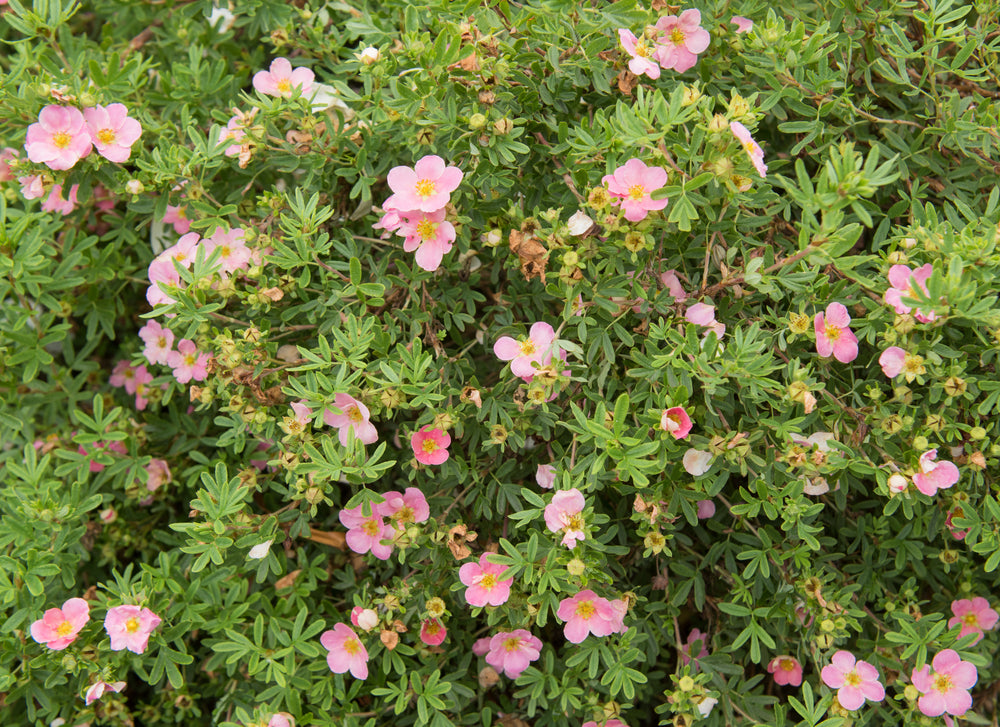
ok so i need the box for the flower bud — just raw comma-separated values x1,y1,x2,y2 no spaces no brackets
478,89,496,105
708,114,729,133
125,179,145,195
913,435,929,451
886,251,908,264
469,113,487,129
566,558,586,576
356,608,378,632
493,118,513,135
358,46,380,65
943,376,966,397
681,85,702,106
887,474,908,494
970,426,987,440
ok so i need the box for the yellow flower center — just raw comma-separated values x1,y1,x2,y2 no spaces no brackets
277,79,292,94
344,637,361,655
125,617,140,633
175,251,188,262
97,128,116,144
744,141,760,156
933,674,953,693
220,245,232,258
414,179,437,198
504,637,521,652
56,620,74,637
844,671,862,687
575,600,596,619
184,353,197,366
567,514,584,531
519,339,536,355
780,658,795,672
670,29,686,45
422,438,439,454
362,519,380,537
627,184,646,200
425,621,441,635
176,207,187,219
479,573,497,590
52,132,72,149
415,218,437,239
395,506,415,524
964,613,979,626
347,406,364,423
824,324,841,341
634,40,651,57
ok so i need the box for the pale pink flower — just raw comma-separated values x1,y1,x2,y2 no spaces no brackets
685,302,726,338
485,629,542,679
203,226,251,274
321,623,369,679
660,270,687,302
351,607,378,632
132,365,153,410
84,680,126,706
288,400,311,429
544,488,586,548
30,597,90,650
697,500,715,519
948,597,998,645
911,649,977,717
104,605,162,654
110,359,138,393
145,458,171,492
814,302,858,363
411,425,451,465
161,204,191,234
618,29,661,79
19,174,46,199
607,596,629,634
147,232,201,306
219,114,247,156
494,321,558,382
268,713,295,727
167,339,210,384
683,448,713,476
884,263,936,322
583,721,627,727
681,628,709,671
0,147,17,181
472,637,492,656
535,463,556,489
25,105,93,170
420,618,447,646
555,590,617,643
373,206,403,238
660,406,692,439
253,57,315,98
731,16,754,33
40,183,79,215
385,155,463,213
459,553,513,607
602,158,668,222
821,650,885,710
730,121,767,178
768,655,803,686
380,487,430,527
913,449,959,496
653,9,711,73
397,208,456,271
139,319,175,365
247,540,272,559
339,503,394,560
878,347,906,378
323,393,378,447
84,104,142,163
99,507,117,524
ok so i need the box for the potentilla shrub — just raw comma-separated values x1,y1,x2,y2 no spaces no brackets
2,0,1000,725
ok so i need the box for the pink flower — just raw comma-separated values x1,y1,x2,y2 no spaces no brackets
420,618,447,646
683,448,713,476
84,104,142,163
339,503,394,560
618,29,661,79
351,607,378,632
660,270,687,302
19,174,46,199
25,105,93,170
110,359,138,393
767,655,803,686
459,553,513,607
878,346,906,378
321,623,369,679
30,597,90,650
696,499,715,519
948,597,998,645
583,721,627,727
653,9,711,73
730,121,767,178
385,155,463,213
820,651,885,710
139,320,175,365
145,458,171,492
268,713,295,727
685,302,726,338
485,629,543,679
884,263,936,322
323,393,378,447
660,406,692,439
219,114,247,156
911,649,977,717
373,206,403,238
731,16,754,33
0,147,17,181
147,232,201,306
556,590,617,643
132,365,153,410
411,425,451,465
104,605,162,654
40,183,79,215
80,439,127,472
398,208,456,271
494,321,559,382
681,628,709,671
472,637,492,656
814,302,859,363
84,679,126,705
380,487,430,527
535,463,556,489
253,57,315,98
602,158,669,222
167,339,210,383
161,204,191,234
203,226,251,275
544,488,587,548
912,449,959,496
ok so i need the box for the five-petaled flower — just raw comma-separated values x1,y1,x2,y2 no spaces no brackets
385,155,463,213
84,103,142,163
911,649,977,717
618,29,661,79
339,502,394,560
321,623,369,679
884,263,936,322
30,597,90,650
25,105,93,170
814,302,859,363
104,604,162,654
253,57,315,98
544,488,587,548
398,208,457,272
484,629,543,679
556,590,618,643
419,618,448,646
947,597,998,645
820,650,885,710
459,553,514,607
323,393,378,446
913,449,959,496
411,425,451,465
652,10,711,73
767,655,804,686
494,322,559,382
602,158,669,222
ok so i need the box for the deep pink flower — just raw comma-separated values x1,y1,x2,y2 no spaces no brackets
878,346,906,378
544,488,586,548
731,16,754,33
40,183,79,215
161,204,191,234
253,57,315,98
494,321,558,382
681,628,709,671
660,406,692,439
885,263,936,322
911,649,977,717
397,208,456,271
84,680,126,706
472,637,492,656
30,597,90,650
653,9,711,72
602,158,668,222
25,105,92,170
139,319,175,365
814,302,859,363
104,605,162,654
323,393,378,447
84,104,142,163
768,655,803,686
948,597,998,645
913,449,959,496
821,650,885,710
485,629,543,679
167,339,210,384
535,463,556,489
411,425,451,465
556,590,617,643
459,553,513,607
419,618,447,646
730,121,767,178
339,503,394,560
380,487,430,527
385,155,463,213
321,623,369,679
618,29,660,79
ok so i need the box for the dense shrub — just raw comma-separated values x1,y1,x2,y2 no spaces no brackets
2,0,999,725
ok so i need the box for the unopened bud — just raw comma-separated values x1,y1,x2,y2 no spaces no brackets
125,179,144,195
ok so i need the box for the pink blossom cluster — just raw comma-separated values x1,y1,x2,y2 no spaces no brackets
556,590,628,643
24,103,142,171
136,318,211,385
375,155,464,271
31,598,162,656
618,10,711,77
339,487,429,560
